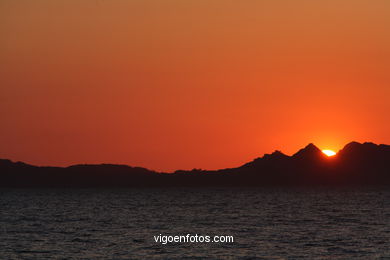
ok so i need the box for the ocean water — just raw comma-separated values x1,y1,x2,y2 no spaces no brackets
0,188,389,259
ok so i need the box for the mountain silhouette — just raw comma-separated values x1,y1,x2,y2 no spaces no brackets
293,143,323,158
1,141,389,187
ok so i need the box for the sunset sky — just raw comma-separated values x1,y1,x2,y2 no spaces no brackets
1,0,389,171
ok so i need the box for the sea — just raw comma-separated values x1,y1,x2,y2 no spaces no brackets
1,188,389,259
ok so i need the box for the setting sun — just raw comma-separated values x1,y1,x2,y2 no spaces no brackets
322,149,336,157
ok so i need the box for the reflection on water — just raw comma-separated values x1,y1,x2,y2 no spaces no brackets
0,188,389,259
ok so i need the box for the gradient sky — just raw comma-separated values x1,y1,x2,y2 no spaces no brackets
1,0,389,171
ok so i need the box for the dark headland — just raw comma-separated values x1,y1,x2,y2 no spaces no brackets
1,142,389,187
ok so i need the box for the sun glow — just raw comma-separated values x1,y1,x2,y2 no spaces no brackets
322,149,336,157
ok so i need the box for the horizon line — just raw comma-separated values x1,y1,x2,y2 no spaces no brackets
1,141,388,173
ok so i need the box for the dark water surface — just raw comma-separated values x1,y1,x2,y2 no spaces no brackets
1,188,389,259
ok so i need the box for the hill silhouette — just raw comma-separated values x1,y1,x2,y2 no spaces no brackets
1,141,389,187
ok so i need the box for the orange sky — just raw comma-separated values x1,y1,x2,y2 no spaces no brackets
1,0,389,171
